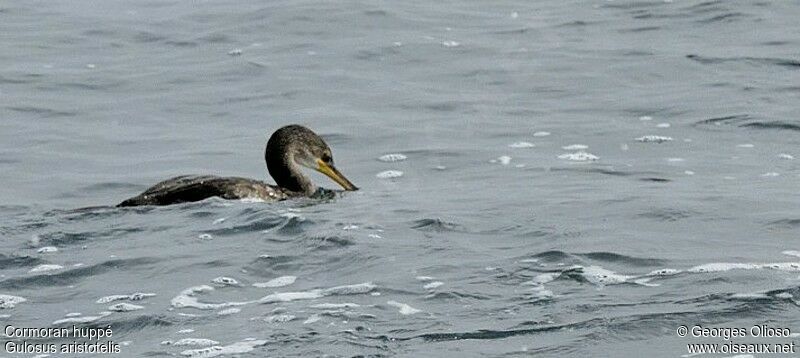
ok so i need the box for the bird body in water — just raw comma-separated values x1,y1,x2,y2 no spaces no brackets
117,125,357,207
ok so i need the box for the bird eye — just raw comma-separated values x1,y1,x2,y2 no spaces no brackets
321,153,332,164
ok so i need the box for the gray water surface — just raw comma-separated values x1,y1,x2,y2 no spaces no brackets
1,0,800,357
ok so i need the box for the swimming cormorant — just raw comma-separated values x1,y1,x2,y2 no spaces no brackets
117,125,357,206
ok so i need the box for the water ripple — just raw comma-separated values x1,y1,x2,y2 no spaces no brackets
0,257,160,290
687,54,800,68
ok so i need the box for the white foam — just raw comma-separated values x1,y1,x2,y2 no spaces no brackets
53,312,112,325
533,131,551,137
778,153,794,160
689,263,759,273
178,329,196,334
684,170,695,175
65,312,82,317
667,158,685,162
108,303,144,312
212,218,226,225
311,303,360,309
168,338,219,346
36,246,58,254
253,276,296,288
198,234,213,240
656,123,671,128
376,170,403,179
737,143,754,148
171,285,252,310
731,292,770,300
303,314,321,324
96,293,156,304
761,172,780,177
635,135,673,143
638,116,653,121
211,277,239,286
170,282,374,311
378,153,407,162
217,308,240,316
494,155,512,165
558,151,599,162
531,273,558,285
562,144,588,150
255,314,295,323
280,212,304,220
688,262,800,273
129,292,155,300
259,291,324,304
180,339,266,358
258,282,375,304
239,198,266,203
386,301,421,315
783,250,800,258
442,41,460,47
0,294,27,309
322,282,376,295
577,266,634,285
29,264,63,273
646,268,681,276
95,295,123,303
509,142,535,148
423,281,443,290
415,276,434,281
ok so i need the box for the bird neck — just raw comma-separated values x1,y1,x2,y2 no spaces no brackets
266,152,316,195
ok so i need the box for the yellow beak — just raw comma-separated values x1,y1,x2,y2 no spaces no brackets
316,159,358,191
